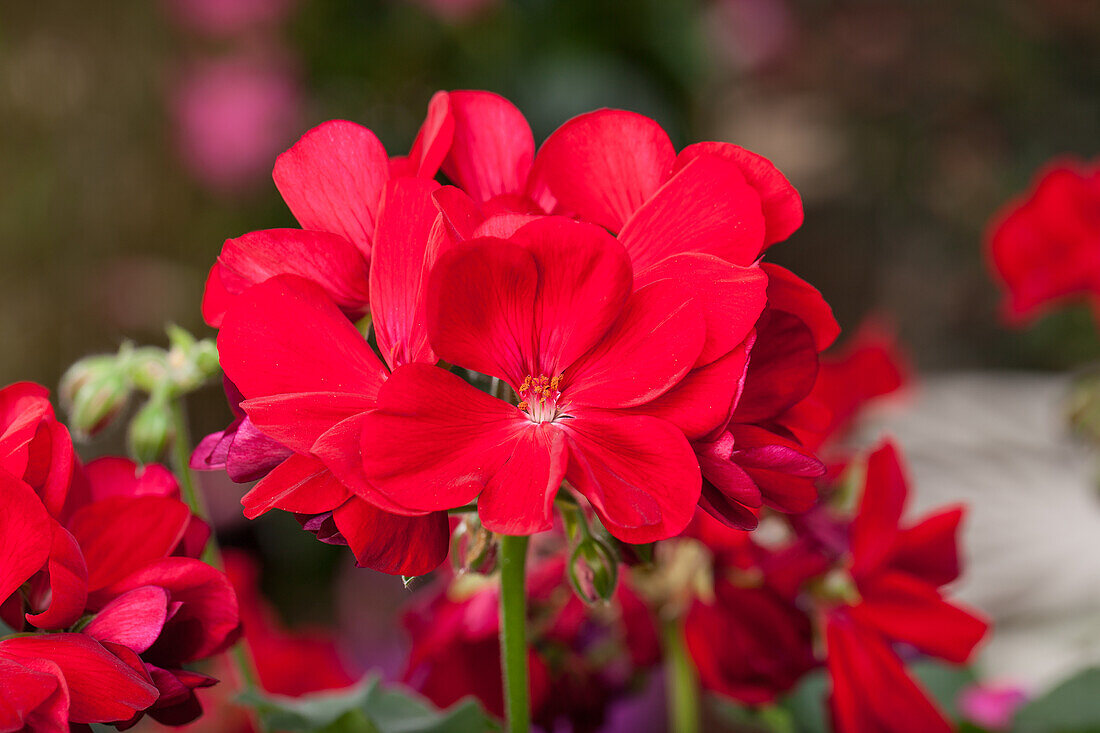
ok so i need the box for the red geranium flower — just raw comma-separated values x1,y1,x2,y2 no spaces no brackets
357,216,762,542
988,160,1100,326
824,441,988,733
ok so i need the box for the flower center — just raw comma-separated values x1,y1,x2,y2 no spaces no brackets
517,374,563,423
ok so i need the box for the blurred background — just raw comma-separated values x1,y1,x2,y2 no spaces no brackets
4,0,1100,717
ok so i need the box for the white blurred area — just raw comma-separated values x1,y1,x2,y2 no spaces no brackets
855,374,1100,692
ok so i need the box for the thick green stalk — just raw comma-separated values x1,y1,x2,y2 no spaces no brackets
498,534,531,733
663,619,700,733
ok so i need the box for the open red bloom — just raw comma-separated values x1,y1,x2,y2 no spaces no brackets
0,382,75,518
988,160,1100,326
825,441,988,733
213,177,452,576
358,216,755,542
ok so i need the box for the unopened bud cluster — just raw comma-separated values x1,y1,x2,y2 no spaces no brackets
60,325,220,463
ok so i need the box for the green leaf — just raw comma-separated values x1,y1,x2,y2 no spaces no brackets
909,659,977,720
237,675,500,733
1012,667,1100,733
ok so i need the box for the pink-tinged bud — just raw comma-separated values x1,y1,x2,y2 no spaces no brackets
569,537,619,605
451,515,496,574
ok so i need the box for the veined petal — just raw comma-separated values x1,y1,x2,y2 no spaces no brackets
204,228,371,328
636,254,767,367
218,274,388,400
564,278,705,409
478,423,567,536
630,344,749,441
532,109,675,232
68,496,191,592
0,656,68,733
241,453,351,520
442,91,534,203
511,217,633,376
242,392,375,454
562,409,700,543
82,585,169,654
273,120,389,256
333,498,450,575
0,634,159,725
675,142,804,247
426,238,538,385
359,364,530,513
619,154,766,269
371,178,443,369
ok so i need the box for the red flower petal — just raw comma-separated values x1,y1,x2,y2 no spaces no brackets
0,472,52,608
359,364,527,513
83,457,179,501
83,585,170,654
370,178,443,369
0,634,159,725
852,571,988,664
891,506,964,587
311,412,425,516
619,154,766,270
826,612,951,733
0,656,68,732
25,522,87,630
203,228,371,328
333,497,450,575
564,278,705,409
241,453,351,520
273,120,389,256
636,254,767,367
242,392,374,454
761,263,839,351
477,423,567,536
675,142,804,247
68,496,191,593
510,217,633,375
408,90,455,179
849,441,907,582
561,409,700,543
630,342,749,441
218,274,388,400
733,309,819,423
442,91,534,203
106,557,241,666
533,109,675,232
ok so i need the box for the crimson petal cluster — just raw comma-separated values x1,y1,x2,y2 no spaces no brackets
197,89,836,573
0,383,240,731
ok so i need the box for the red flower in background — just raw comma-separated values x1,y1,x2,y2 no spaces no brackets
0,383,241,729
824,441,988,733
402,556,658,732
988,160,1100,326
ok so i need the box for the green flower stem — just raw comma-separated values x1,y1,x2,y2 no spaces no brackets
663,618,700,733
498,534,531,733
169,396,264,726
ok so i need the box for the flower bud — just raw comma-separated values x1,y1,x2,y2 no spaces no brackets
451,514,496,574
61,357,132,437
127,398,175,464
569,536,619,605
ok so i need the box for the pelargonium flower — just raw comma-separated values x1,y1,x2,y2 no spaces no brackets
402,555,658,730
683,517,825,705
210,177,452,576
987,160,1100,326
0,381,75,517
358,216,765,542
824,441,988,733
